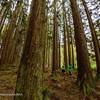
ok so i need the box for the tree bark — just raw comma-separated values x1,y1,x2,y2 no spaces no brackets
63,1,68,68
52,0,59,77
70,0,94,94
15,0,45,99
82,0,100,79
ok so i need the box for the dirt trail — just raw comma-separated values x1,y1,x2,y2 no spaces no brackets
44,70,100,100
44,70,84,100
0,67,100,100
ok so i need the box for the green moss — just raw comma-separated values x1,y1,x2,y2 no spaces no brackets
42,87,51,100
83,83,93,96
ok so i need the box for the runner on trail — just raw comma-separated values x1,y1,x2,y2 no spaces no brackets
67,65,73,75
61,64,73,75
61,65,66,73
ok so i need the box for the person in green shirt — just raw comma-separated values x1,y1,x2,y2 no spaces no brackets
67,65,73,75
61,64,73,75
61,65,66,73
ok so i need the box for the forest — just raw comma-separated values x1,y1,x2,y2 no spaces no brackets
0,0,100,100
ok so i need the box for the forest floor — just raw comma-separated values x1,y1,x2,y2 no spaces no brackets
0,67,100,100
44,69,100,100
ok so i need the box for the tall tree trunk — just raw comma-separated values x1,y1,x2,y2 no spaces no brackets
58,34,61,68
70,25,75,68
15,0,45,99
0,0,22,66
0,0,11,35
68,12,75,68
52,0,59,77
70,0,94,94
43,3,48,72
63,1,68,68
66,17,71,66
82,0,100,79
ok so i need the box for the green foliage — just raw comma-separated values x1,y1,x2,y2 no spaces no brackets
91,61,96,70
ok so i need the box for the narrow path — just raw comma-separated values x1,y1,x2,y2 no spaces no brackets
44,70,100,100
44,70,83,100
0,67,100,100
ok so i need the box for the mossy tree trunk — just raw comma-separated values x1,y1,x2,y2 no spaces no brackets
70,0,94,95
52,0,59,77
15,0,46,100
82,0,100,79
0,0,23,66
